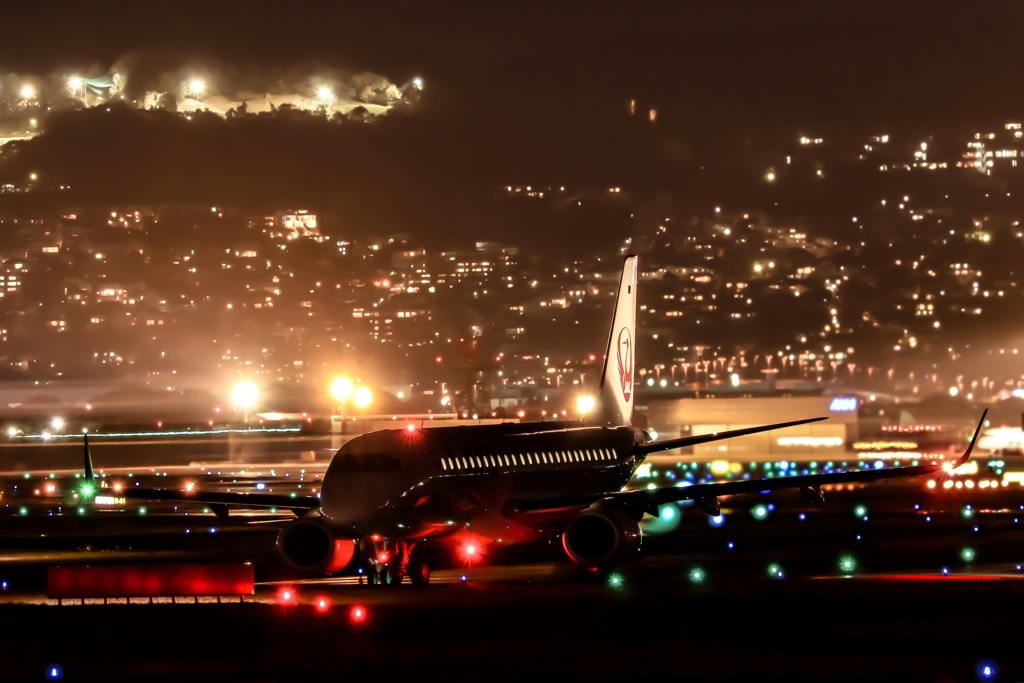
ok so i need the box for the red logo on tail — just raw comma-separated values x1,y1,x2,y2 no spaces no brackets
616,328,633,403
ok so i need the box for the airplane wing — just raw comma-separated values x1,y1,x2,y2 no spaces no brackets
113,485,319,512
79,435,320,516
635,416,827,456
509,410,986,516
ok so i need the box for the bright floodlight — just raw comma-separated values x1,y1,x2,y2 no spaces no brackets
353,385,372,409
187,78,206,99
232,381,258,408
330,377,353,402
316,85,335,104
20,84,35,100
412,77,423,90
68,76,83,94
50,416,65,432
577,395,595,415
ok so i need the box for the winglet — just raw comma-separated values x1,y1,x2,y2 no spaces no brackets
84,433,95,481
954,409,988,467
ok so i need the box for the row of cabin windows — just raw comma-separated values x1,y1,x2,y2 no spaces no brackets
440,448,617,472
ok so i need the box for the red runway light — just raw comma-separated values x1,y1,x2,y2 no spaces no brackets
314,596,330,613
350,605,367,624
377,550,390,564
277,586,298,605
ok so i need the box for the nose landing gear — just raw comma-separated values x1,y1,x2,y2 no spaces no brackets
365,539,432,587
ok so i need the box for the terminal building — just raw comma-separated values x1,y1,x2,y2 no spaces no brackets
644,396,859,459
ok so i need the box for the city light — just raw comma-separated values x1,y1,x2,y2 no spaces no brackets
20,84,36,100
67,76,84,98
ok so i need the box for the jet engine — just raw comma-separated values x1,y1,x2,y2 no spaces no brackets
277,518,356,575
561,505,642,568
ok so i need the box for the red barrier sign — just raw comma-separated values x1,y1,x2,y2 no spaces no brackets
48,563,254,598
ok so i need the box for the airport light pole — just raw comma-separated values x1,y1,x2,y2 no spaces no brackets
232,381,258,429
331,377,354,435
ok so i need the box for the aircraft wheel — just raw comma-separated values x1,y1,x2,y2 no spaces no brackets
408,553,431,586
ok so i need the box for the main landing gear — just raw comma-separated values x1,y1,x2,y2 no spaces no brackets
364,539,432,587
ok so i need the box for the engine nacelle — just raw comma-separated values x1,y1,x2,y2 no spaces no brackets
561,505,642,568
277,518,356,575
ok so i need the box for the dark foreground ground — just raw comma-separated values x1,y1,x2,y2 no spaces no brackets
3,570,1023,683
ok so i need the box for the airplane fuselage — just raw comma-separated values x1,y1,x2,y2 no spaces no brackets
318,422,651,546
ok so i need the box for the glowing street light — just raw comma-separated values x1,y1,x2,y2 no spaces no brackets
50,416,66,432
20,84,36,101
67,76,84,100
315,85,335,108
186,78,206,100
330,377,353,403
353,386,372,410
232,381,258,428
233,381,258,408
412,77,423,90
576,395,595,415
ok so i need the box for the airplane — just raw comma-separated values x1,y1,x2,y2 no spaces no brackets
78,255,986,586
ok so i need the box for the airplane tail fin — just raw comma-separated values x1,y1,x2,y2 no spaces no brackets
596,255,638,426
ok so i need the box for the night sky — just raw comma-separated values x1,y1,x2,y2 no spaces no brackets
5,2,1023,122
3,2,1024,247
